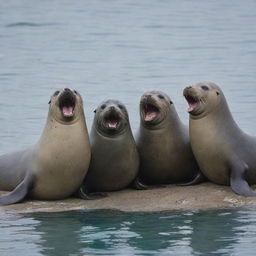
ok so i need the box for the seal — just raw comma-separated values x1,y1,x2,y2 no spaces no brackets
183,82,256,196
0,88,91,205
136,91,201,185
78,99,139,198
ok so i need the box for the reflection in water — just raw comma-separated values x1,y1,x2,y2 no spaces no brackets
33,212,84,256
0,212,42,256
189,211,240,255
0,208,250,256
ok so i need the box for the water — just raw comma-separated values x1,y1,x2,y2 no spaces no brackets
0,0,256,153
0,0,256,255
0,208,256,256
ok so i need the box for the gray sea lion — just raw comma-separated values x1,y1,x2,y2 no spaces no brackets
78,99,139,198
0,88,91,205
136,91,201,185
184,82,256,196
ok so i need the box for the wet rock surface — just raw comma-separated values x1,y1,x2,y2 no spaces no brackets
1,183,256,213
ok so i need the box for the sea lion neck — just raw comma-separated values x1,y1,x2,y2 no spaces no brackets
48,110,84,126
39,113,88,143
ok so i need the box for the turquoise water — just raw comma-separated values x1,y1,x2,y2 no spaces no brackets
1,208,256,256
1,0,256,255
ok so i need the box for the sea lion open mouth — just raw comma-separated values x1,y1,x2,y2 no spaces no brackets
59,89,76,118
185,95,199,113
143,103,159,122
104,113,121,129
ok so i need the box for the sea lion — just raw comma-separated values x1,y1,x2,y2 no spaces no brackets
183,82,256,196
136,91,201,185
0,88,91,205
78,99,139,198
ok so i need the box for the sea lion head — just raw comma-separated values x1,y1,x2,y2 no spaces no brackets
183,82,222,118
48,88,84,124
94,99,129,136
140,91,174,128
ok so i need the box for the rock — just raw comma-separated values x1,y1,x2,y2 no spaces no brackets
1,183,256,213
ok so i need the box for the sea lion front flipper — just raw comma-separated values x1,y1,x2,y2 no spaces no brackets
132,177,165,190
77,185,107,200
0,174,34,206
133,177,150,190
230,161,256,196
176,172,207,186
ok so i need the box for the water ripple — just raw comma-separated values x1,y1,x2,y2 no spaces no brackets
5,22,59,28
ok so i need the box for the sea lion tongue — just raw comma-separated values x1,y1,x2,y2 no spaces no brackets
105,113,119,129
185,96,198,113
145,104,158,121
62,106,74,117
59,89,76,118
108,120,118,128
145,112,157,121
187,102,197,112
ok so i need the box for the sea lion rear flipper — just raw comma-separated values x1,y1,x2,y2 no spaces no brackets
176,172,207,186
76,185,107,200
230,161,256,196
0,174,34,206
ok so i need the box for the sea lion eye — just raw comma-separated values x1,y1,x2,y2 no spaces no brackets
118,104,124,109
53,90,60,97
201,85,209,91
170,100,173,105
74,90,78,94
216,91,220,95
101,104,106,110
158,95,165,99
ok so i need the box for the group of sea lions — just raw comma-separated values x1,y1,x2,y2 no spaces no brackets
0,82,256,206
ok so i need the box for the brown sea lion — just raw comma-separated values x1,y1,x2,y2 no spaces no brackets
0,88,91,205
184,82,256,196
136,91,201,186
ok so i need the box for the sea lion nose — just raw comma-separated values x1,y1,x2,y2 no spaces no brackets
110,106,115,111
64,88,71,92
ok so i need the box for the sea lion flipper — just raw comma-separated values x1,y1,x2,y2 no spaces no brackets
133,177,149,190
77,186,107,200
132,177,165,190
176,172,207,186
230,162,256,196
0,174,34,206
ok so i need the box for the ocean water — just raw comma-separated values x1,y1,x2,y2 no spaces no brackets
0,0,256,154
1,208,256,256
0,0,256,255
